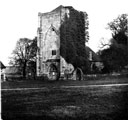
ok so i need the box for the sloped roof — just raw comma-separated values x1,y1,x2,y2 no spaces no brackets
85,46,101,62
51,5,63,12
51,5,73,12
0,61,6,69
4,66,20,74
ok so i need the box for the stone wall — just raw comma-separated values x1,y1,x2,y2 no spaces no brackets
37,6,72,77
37,6,86,80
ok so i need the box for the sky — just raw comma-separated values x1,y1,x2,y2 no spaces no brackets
0,0,127,65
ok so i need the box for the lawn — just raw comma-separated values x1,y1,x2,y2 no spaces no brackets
1,74,128,89
2,76,128,120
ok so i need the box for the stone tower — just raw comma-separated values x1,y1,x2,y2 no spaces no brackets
37,5,88,80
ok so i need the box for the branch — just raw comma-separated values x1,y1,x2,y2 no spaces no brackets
99,38,111,49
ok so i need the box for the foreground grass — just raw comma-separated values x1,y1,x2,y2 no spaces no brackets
2,84,128,120
1,74,128,89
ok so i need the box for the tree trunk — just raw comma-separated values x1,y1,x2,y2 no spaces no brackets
23,61,27,79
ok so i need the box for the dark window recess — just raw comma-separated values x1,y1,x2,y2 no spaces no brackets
52,28,55,31
52,50,56,55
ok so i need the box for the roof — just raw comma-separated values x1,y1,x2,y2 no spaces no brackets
4,66,21,74
51,5,73,12
85,46,102,62
0,61,6,69
51,5,63,12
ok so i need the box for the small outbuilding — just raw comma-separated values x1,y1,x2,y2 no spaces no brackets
85,46,104,73
0,61,6,81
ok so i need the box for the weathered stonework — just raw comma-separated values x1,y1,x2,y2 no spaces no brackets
37,5,87,80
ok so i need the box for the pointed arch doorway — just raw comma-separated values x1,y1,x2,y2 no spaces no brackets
47,63,60,81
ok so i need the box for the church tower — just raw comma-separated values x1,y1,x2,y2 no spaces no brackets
37,5,88,80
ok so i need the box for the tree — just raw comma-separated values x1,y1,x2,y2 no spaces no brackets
100,45,127,72
60,7,89,73
108,14,128,45
100,14,128,73
10,37,37,78
26,37,37,79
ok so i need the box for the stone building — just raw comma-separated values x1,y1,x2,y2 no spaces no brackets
37,5,88,80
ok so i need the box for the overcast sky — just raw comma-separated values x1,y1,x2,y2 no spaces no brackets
0,0,127,65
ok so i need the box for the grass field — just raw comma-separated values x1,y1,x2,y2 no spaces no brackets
2,74,128,89
1,76,128,120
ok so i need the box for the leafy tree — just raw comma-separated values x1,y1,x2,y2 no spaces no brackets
100,14,128,73
60,7,89,73
10,37,37,78
108,14,128,45
100,45,127,72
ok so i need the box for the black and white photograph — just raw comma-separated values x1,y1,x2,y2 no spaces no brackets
0,0,128,119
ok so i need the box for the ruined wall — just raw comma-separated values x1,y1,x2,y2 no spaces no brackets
37,6,73,76
37,11,60,75
37,6,88,78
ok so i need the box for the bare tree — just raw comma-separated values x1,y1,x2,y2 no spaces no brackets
10,37,37,78
98,37,111,50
